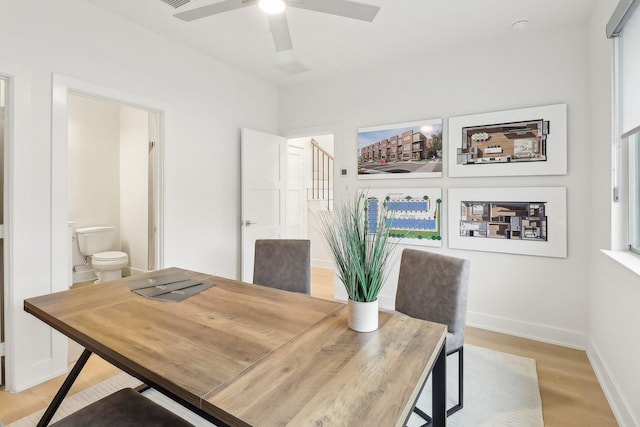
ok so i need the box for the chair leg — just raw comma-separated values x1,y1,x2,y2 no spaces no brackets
447,346,463,417
410,346,464,426
413,406,432,427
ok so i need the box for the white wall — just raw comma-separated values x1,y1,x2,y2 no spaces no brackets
313,134,334,156
587,0,640,425
68,95,120,232
281,23,592,348
120,105,149,275
0,0,278,391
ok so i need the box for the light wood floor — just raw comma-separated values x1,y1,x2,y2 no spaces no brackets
0,268,618,426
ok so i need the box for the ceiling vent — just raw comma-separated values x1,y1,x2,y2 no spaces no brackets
159,0,191,8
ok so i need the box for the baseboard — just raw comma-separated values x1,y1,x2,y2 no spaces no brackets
587,338,637,427
378,294,395,311
467,310,587,350
9,366,68,393
311,258,333,269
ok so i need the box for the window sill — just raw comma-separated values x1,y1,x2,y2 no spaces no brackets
601,249,640,277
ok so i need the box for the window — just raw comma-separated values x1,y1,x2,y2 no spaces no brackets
610,0,640,254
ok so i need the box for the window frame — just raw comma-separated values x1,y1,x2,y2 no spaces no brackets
627,129,640,254
609,0,640,263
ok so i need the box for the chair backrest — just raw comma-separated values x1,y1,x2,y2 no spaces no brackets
253,239,311,294
395,248,470,347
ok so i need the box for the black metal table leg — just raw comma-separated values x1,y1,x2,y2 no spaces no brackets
432,342,447,427
37,348,93,427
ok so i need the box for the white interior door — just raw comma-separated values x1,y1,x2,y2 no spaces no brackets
286,142,306,238
241,128,286,282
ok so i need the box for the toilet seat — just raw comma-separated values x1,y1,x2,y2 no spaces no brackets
91,251,128,284
93,251,128,262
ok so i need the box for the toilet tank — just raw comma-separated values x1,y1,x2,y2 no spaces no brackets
76,226,115,256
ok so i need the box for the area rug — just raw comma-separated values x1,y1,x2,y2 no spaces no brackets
407,345,544,427
8,345,543,427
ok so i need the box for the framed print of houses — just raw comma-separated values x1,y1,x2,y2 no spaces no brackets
447,187,567,258
448,104,567,177
358,118,443,179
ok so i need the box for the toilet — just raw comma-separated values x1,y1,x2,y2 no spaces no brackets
76,226,129,284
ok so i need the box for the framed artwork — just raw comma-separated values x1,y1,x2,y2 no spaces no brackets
365,188,442,247
358,118,443,179
447,187,567,258
448,104,567,177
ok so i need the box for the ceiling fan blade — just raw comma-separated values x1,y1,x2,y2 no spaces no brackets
174,0,255,22
288,0,380,22
275,50,309,75
268,14,293,52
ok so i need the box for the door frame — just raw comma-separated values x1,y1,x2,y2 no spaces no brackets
0,74,8,387
52,75,166,289
1,59,33,391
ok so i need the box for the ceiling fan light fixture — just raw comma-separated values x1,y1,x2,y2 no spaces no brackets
259,0,286,15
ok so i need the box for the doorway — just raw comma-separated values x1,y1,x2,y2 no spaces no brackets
286,134,334,300
44,74,165,378
67,93,160,283
288,134,334,272
240,130,335,288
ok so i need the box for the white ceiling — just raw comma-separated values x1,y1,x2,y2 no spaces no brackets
85,0,596,86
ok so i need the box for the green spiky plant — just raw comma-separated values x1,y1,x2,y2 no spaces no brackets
319,191,396,302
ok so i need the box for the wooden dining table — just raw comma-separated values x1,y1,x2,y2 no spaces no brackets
24,267,448,427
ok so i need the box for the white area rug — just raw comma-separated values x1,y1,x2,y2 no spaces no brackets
8,345,543,427
407,345,544,426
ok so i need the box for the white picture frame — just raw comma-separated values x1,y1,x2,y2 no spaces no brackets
447,187,567,258
358,118,443,179
366,188,443,247
448,104,567,177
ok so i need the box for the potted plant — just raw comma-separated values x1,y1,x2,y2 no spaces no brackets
319,191,396,332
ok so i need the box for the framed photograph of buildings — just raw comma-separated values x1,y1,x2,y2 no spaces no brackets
447,187,567,258
448,104,567,177
358,118,443,179
366,188,442,247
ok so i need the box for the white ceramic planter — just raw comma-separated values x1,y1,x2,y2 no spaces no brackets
347,299,379,332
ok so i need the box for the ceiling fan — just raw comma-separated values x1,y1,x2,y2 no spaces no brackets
173,0,381,53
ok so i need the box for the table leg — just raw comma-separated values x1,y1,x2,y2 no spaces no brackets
37,348,93,427
431,341,447,427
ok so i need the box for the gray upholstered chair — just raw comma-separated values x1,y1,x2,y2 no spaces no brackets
50,388,194,427
395,248,470,426
253,239,311,294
